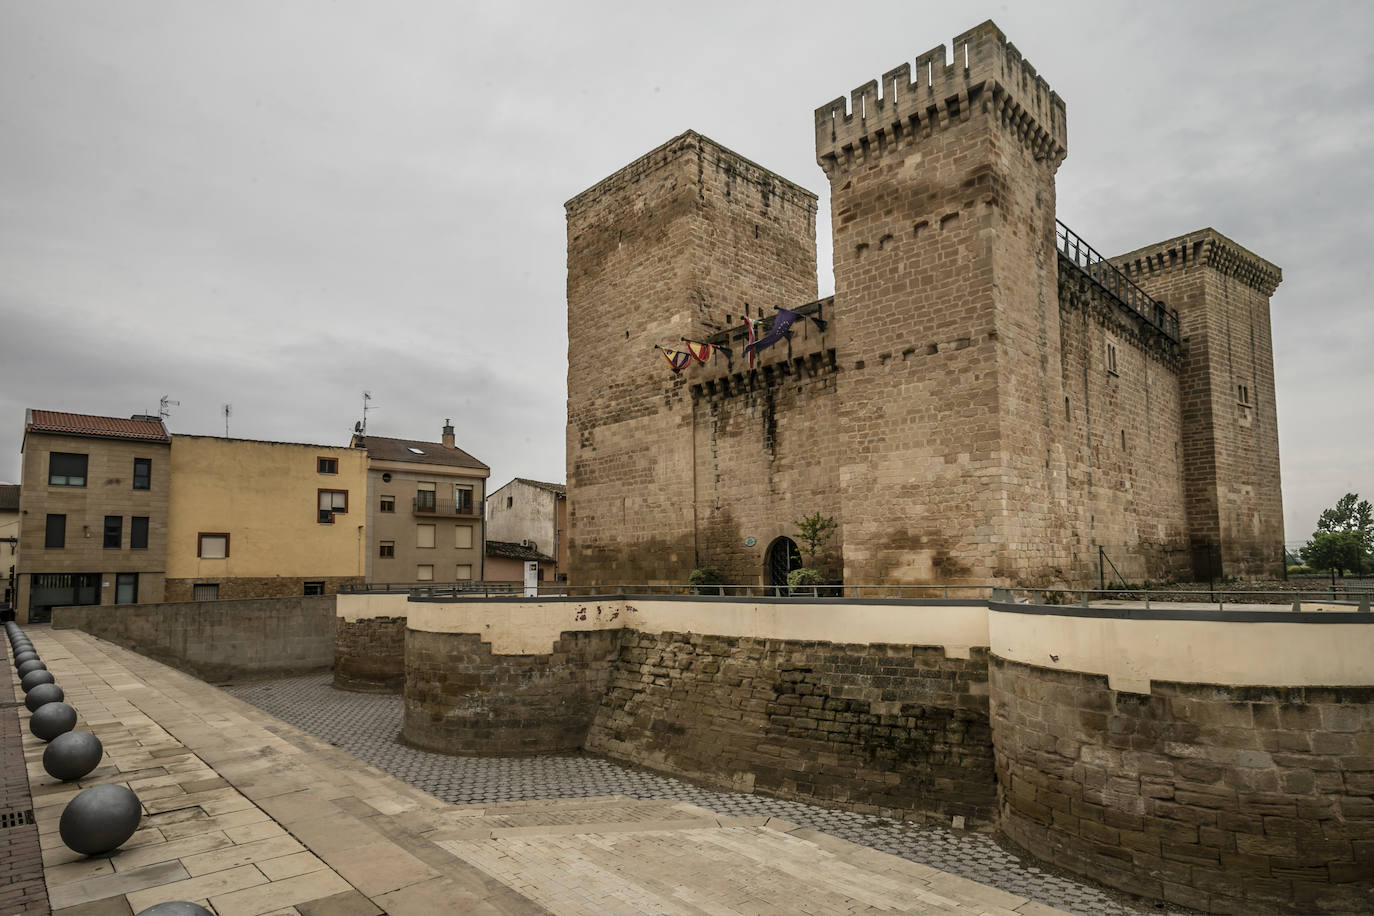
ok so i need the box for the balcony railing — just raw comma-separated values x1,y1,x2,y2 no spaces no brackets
412,497,478,517
1057,220,1180,344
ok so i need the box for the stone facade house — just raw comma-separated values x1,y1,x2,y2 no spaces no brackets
15,410,171,621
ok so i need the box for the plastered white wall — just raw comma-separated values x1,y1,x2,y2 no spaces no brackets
989,609,1374,691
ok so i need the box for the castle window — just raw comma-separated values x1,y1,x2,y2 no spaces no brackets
1238,384,1250,405
1105,342,1119,376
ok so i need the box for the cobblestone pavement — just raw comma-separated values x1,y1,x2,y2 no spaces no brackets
225,674,1155,916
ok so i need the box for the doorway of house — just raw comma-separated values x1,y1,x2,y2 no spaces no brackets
765,536,803,593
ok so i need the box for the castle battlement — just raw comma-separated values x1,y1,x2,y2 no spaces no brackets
814,20,1067,173
1112,228,1283,298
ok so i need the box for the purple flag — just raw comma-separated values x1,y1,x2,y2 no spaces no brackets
743,309,800,359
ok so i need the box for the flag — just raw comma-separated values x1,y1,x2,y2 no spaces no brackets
682,339,713,364
744,309,801,360
743,316,757,369
657,346,692,373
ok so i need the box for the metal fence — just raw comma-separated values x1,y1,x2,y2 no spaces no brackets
1057,220,1180,343
339,581,1370,611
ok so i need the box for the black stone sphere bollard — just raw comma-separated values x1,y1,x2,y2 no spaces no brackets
59,784,142,856
43,731,104,781
25,682,64,712
18,659,47,677
135,903,215,916
21,669,55,692
30,702,78,741
14,650,38,666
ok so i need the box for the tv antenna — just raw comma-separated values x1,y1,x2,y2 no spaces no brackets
359,391,375,436
222,403,232,437
159,395,180,420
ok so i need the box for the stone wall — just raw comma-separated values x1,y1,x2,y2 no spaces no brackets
401,627,626,755
334,615,406,692
1113,231,1285,578
991,656,1374,914
1057,266,1190,584
164,575,363,602
586,631,996,821
53,595,336,682
565,131,819,585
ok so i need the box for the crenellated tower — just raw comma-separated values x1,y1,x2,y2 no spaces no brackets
1112,230,1284,578
565,131,818,585
816,21,1074,585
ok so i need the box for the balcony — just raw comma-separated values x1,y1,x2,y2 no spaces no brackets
412,496,478,517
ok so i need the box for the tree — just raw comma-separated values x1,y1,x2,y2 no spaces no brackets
1307,492,1373,575
794,513,838,567
1300,530,1365,577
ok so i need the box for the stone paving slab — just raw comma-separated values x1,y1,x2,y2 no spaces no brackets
7,629,1090,916
228,672,1156,915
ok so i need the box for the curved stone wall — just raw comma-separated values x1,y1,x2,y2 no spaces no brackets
587,631,996,821
401,627,625,755
334,615,406,692
989,619,1374,914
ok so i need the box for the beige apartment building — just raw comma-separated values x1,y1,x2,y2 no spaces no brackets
355,421,489,586
15,410,171,622
165,435,368,600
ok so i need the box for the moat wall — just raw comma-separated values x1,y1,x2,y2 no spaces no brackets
53,595,336,682
348,592,1374,915
586,631,995,821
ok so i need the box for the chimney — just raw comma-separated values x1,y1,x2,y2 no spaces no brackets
442,418,455,449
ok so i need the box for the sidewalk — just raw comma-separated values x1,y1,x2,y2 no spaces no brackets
11,629,1069,916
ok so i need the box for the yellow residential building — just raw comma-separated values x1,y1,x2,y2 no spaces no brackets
165,435,368,600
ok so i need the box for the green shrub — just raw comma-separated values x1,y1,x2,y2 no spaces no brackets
1287,565,1314,576
688,568,724,587
787,567,826,587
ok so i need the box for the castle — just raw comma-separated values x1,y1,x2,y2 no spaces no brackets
565,20,1284,588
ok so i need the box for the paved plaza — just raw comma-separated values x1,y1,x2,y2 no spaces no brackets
5,628,1159,915
223,677,1152,916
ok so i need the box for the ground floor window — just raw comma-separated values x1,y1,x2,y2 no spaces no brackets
303,581,325,596
115,572,138,604
192,583,220,601
29,572,99,622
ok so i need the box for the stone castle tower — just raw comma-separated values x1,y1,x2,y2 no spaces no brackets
565,21,1284,588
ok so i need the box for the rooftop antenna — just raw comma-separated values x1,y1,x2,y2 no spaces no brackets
222,403,232,437
360,391,374,435
159,395,180,420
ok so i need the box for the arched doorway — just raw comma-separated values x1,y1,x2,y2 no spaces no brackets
765,537,803,591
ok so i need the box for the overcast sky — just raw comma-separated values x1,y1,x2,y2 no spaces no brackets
2,1,1369,549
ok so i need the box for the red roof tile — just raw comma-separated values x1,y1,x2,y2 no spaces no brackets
27,410,170,443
